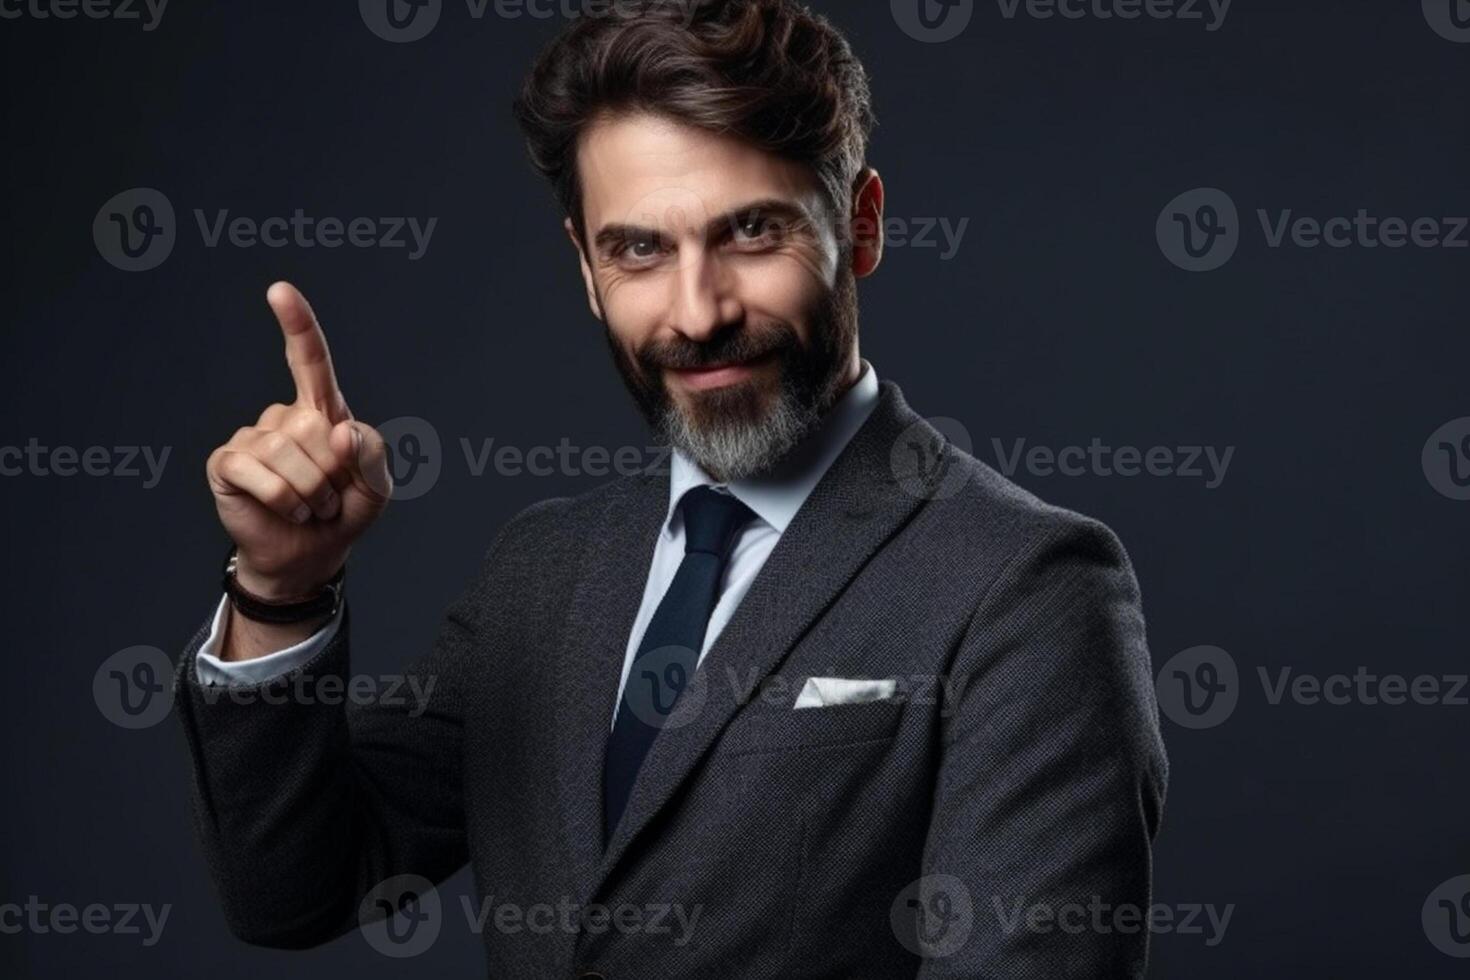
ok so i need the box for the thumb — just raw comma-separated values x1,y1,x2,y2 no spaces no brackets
330,420,393,519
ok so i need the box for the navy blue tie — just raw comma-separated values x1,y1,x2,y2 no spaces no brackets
603,486,756,845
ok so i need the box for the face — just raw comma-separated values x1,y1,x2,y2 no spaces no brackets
566,111,884,481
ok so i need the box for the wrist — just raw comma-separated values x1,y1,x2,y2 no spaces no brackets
233,559,330,601
220,602,334,663
223,548,345,625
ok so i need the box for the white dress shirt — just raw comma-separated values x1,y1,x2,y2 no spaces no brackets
196,361,882,713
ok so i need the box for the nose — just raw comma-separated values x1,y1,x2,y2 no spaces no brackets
667,244,742,343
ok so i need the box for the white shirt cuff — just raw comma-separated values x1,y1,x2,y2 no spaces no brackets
194,595,343,687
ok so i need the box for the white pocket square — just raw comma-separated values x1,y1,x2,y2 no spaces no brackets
793,677,898,709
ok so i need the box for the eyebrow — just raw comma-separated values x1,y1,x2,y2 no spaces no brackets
591,198,813,254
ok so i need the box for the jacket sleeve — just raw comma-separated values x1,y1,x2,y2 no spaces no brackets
913,514,1169,979
173,499,562,949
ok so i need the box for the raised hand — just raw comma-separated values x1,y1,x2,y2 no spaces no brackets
206,282,392,604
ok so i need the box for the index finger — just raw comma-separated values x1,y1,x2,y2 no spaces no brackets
266,281,351,423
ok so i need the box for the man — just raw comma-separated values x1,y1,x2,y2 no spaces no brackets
177,0,1168,976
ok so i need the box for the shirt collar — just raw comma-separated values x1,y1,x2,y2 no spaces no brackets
665,360,880,538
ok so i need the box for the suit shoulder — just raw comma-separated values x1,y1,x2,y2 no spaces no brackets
936,446,1133,573
492,472,658,553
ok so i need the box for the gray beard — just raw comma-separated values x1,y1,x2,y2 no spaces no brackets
603,262,860,483
655,382,822,482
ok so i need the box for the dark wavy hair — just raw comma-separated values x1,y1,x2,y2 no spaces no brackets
511,0,876,244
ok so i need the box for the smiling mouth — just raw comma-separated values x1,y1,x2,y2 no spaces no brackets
666,353,776,392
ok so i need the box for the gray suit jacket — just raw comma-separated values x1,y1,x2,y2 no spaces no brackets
175,381,1168,978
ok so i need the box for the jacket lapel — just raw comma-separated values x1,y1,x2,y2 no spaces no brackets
552,470,667,898
591,381,947,889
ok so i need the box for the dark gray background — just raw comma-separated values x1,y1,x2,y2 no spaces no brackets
2,0,1467,975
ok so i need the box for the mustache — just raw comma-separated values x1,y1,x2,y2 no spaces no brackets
635,324,799,373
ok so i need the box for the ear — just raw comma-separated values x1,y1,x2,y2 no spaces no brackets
565,216,604,321
847,168,885,279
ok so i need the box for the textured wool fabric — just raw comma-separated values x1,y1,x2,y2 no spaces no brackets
174,381,1168,978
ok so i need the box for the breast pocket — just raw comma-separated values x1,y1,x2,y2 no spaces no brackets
716,697,906,756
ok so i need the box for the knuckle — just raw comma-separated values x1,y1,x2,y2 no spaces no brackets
301,470,331,499
283,409,327,442
256,430,291,457
257,402,289,425
211,452,247,491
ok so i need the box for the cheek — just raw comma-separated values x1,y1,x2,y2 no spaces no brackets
600,279,666,347
734,255,829,328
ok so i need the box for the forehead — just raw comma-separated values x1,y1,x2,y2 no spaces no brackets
575,111,824,233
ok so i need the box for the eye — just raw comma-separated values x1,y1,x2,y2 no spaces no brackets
611,234,668,268
731,211,788,248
